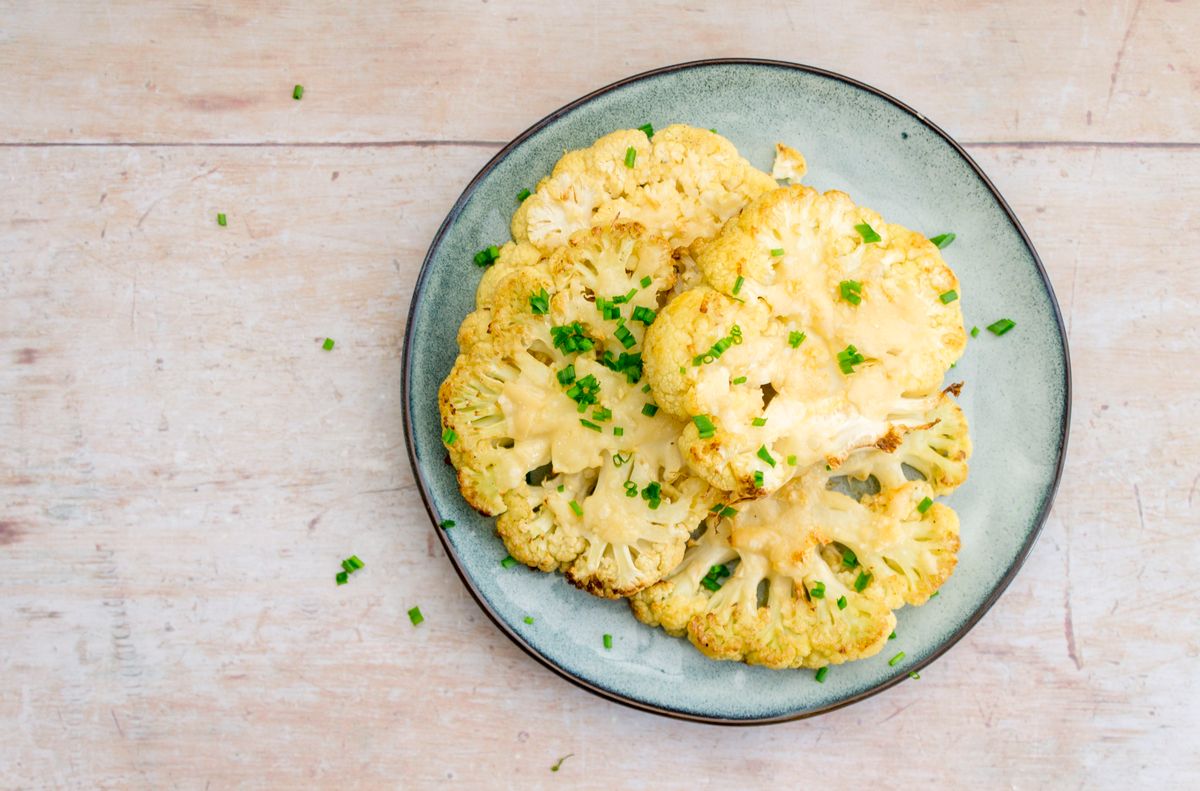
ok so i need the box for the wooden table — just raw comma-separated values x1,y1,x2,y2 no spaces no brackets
2,2,1197,787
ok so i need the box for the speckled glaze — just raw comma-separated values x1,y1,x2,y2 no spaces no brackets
402,60,1070,724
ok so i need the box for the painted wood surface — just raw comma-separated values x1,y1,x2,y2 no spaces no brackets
1,2,1197,788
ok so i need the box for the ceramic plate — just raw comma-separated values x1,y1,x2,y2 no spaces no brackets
402,60,1070,724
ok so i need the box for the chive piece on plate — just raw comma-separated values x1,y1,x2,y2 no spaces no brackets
517,188,531,202
440,519,455,529
917,496,934,514
815,666,829,683
500,555,518,569
929,232,956,249
987,318,1016,336
442,428,457,445
939,289,959,304
855,222,881,243
603,633,613,650
889,651,906,667
624,147,637,168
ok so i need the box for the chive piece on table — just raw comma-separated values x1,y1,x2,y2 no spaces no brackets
216,213,227,226
335,571,348,585
292,84,304,100
322,337,335,351
407,606,423,626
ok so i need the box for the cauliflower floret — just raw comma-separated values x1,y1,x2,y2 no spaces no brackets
515,125,777,254
498,454,710,598
694,184,965,396
642,285,944,497
771,142,808,182
632,515,896,670
474,240,544,309
838,388,972,496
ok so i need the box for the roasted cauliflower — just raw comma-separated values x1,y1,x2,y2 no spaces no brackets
512,125,778,254
440,223,710,596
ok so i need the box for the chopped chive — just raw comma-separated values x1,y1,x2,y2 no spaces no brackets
501,555,518,569
346,555,364,571
407,606,423,625
753,470,765,488
815,667,829,683
529,288,550,315
842,547,858,568
971,326,980,337
929,232,956,249
569,500,583,516
987,318,1016,336
837,344,865,374
613,426,624,436
770,248,785,257
603,633,613,649
473,245,501,267
591,406,612,422
557,484,565,492
732,376,747,385
889,651,906,667
889,631,897,640
787,454,797,465
917,496,934,514
640,481,662,510
322,337,335,351
756,445,776,466
638,123,654,139
551,322,595,354
855,222,881,243
442,428,458,445
216,212,227,227
788,330,806,348
839,280,863,305
752,417,767,427
810,581,826,599
613,324,636,349
640,275,652,288
732,275,745,295
641,403,658,417
854,571,871,592
909,671,921,680
579,419,602,432
837,596,847,610
551,755,573,773
692,414,716,439
440,519,455,529
517,188,531,202
292,84,304,100
632,305,657,325
642,383,651,393
524,616,534,624
624,147,637,168
336,571,348,585
557,364,576,386
679,367,685,375
623,481,638,497
939,289,959,304
709,128,717,134
719,505,737,518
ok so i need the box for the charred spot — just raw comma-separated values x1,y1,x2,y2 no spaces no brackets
875,428,903,453
943,381,964,397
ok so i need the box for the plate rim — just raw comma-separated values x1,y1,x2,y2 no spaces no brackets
401,57,1072,725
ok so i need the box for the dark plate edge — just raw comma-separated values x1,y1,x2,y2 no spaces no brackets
400,57,1073,726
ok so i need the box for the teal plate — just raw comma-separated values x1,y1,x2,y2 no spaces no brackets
402,60,1070,724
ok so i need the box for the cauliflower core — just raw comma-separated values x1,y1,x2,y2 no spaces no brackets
631,419,964,669
440,223,710,597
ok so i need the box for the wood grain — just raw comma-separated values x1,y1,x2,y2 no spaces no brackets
1,2,1197,788
0,0,1196,145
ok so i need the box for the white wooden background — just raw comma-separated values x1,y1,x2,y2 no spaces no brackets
2,2,1198,788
